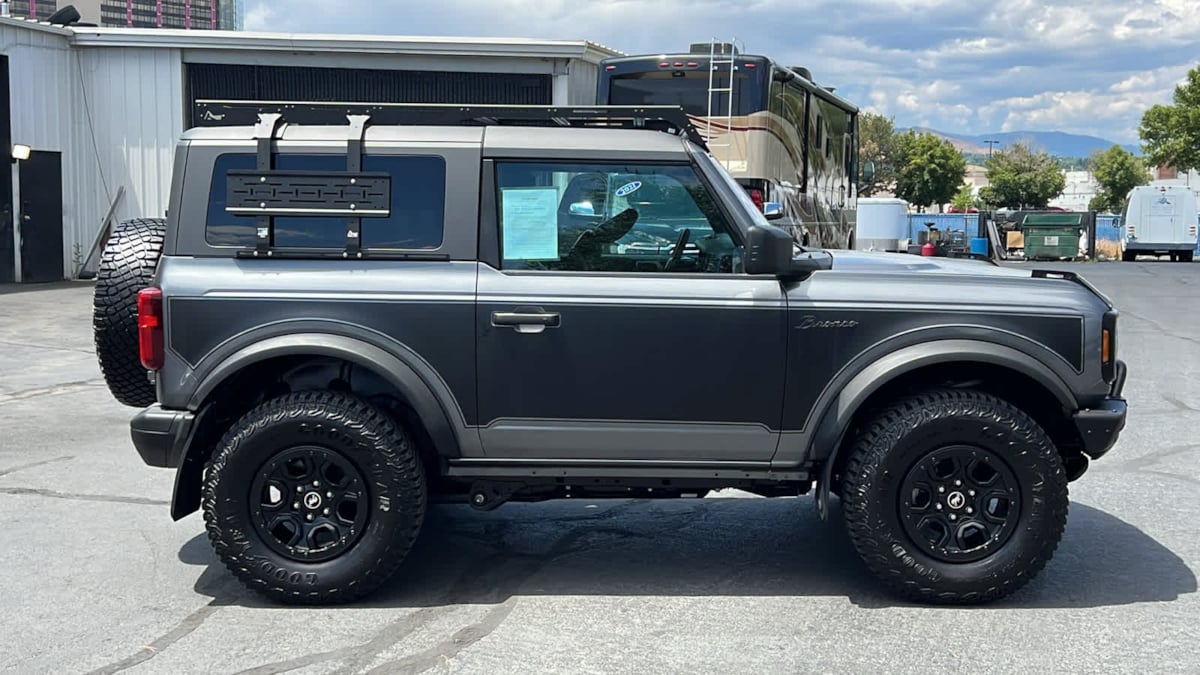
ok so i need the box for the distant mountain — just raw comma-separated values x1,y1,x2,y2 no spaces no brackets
906,127,1140,158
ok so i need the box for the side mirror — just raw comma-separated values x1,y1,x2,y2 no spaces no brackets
861,160,875,184
744,225,833,276
745,225,834,276
744,225,794,275
763,201,784,220
568,201,595,216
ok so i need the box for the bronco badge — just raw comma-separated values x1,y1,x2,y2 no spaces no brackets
797,315,859,330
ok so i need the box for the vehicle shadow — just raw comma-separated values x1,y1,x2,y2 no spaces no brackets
181,496,1195,610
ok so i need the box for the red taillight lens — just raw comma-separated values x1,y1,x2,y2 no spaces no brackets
748,188,764,212
137,287,164,371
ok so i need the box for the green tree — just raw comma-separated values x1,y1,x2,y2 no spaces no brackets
1088,145,1148,213
858,112,898,196
892,131,967,211
1139,66,1200,173
950,184,978,212
978,142,1066,208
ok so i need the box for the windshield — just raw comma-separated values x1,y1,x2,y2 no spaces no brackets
693,150,809,254
693,151,770,227
607,70,760,117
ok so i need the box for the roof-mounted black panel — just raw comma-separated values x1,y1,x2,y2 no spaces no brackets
191,99,708,150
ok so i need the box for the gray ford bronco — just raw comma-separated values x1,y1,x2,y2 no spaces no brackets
92,102,1127,605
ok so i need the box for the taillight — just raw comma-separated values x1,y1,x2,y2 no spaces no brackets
748,188,764,212
137,287,164,371
1101,311,1117,382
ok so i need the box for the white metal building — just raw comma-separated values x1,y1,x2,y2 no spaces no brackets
0,16,620,282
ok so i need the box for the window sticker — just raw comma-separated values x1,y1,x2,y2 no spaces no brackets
615,180,643,197
501,187,560,260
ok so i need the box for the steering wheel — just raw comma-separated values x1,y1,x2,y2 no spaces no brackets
663,228,691,272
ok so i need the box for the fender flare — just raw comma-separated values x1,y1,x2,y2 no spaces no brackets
169,331,473,520
810,339,1077,519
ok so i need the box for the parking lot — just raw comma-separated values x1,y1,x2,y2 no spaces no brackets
1,260,1197,673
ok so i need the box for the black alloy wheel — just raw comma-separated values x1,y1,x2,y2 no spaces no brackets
250,446,370,563
898,445,1021,564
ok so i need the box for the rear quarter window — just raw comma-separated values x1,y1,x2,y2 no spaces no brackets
205,153,446,249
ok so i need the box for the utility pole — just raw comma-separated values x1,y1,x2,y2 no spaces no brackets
984,139,999,161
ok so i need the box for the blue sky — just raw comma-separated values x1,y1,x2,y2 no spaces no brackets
242,0,1199,144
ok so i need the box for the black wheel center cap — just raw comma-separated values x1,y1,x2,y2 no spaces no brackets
946,491,966,509
303,491,323,510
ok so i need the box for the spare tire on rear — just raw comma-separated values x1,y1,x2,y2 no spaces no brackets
93,218,166,407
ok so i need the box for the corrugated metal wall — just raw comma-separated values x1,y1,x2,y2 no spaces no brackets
74,47,184,228
566,59,599,105
2,24,78,277
3,24,184,279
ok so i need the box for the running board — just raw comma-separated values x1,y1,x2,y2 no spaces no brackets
445,460,808,482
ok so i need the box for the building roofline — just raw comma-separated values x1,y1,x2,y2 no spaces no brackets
66,27,624,62
0,15,74,36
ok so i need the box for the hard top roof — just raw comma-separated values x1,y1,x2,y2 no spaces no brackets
180,101,704,157
180,123,693,158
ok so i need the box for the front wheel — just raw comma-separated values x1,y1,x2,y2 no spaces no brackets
203,391,427,604
841,389,1068,604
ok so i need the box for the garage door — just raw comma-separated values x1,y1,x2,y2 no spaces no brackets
186,63,552,127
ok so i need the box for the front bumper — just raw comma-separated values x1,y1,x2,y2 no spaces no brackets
1073,359,1128,460
130,404,194,468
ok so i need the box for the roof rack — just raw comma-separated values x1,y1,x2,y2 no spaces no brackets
192,99,708,149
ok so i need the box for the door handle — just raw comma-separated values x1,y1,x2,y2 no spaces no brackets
491,311,560,327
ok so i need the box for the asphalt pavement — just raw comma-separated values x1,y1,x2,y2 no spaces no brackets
1,261,1197,673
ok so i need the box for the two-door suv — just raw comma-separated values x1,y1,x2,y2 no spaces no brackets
92,102,1127,605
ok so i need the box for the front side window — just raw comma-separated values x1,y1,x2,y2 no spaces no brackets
496,161,741,274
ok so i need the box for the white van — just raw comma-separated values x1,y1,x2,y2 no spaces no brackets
1120,184,1199,262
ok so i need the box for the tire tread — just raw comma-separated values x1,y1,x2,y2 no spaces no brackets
201,390,427,604
92,217,166,407
841,388,1068,604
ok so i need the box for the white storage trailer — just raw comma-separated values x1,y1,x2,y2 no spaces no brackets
855,197,909,252
1120,184,1198,262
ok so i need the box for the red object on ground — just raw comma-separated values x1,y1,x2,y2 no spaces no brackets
921,241,936,256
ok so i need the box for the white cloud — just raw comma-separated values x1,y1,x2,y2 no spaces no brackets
242,3,274,32
237,0,1200,145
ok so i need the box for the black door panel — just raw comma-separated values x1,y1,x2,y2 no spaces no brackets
18,150,64,283
476,269,788,461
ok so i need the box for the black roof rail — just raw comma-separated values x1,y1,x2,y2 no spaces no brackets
192,99,709,150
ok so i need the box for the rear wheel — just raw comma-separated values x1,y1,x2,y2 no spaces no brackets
203,391,427,604
1181,251,1194,263
1121,249,1136,262
841,389,1068,604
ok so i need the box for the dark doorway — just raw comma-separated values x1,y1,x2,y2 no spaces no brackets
0,54,13,283
18,151,64,283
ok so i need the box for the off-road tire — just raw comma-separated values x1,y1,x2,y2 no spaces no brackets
841,389,1068,604
203,391,427,604
92,217,166,407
